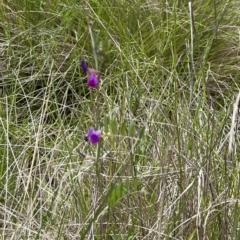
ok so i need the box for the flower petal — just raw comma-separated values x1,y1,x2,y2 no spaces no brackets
86,128,101,144
81,60,88,72
87,73,98,88
89,134,99,143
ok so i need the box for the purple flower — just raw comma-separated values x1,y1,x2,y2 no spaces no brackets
87,73,98,88
135,131,139,137
177,60,182,66
87,128,101,144
81,60,88,72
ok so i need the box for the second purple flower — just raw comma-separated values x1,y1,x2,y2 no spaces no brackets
87,73,98,88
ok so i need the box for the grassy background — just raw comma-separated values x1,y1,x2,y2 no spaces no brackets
0,0,240,239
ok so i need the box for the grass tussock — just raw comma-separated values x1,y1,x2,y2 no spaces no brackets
1,0,240,239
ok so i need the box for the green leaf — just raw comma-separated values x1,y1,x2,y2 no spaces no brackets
108,179,129,208
128,121,135,137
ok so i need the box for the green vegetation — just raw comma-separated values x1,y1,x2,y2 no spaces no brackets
0,0,240,239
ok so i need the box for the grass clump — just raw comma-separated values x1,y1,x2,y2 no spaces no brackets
1,0,240,239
